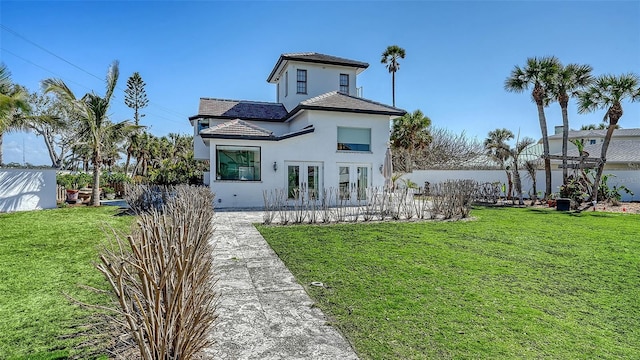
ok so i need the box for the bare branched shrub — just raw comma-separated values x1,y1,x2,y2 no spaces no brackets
430,180,475,219
98,185,217,359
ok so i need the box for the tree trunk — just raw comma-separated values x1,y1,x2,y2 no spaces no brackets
506,171,513,200
536,101,552,198
591,108,620,202
560,94,569,185
91,150,102,206
124,148,132,175
392,71,396,107
513,166,523,205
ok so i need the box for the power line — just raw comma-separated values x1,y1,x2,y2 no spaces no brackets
1,24,103,82
1,24,191,122
1,47,93,92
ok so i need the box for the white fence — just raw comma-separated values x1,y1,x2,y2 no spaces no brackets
405,170,640,202
0,169,57,212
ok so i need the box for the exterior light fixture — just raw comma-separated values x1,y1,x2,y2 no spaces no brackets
273,161,278,172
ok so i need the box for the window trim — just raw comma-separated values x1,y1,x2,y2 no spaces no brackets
337,126,371,152
339,73,349,94
285,71,288,97
297,69,307,94
215,145,262,181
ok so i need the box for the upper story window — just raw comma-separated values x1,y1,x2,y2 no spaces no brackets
297,69,307,94
339,74,349,94
285,71,289,97
216,145,261,181
337,127,371,152
197,120,209,133
589,139,597,145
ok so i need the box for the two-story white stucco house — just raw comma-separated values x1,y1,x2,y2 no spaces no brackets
189,53,406,208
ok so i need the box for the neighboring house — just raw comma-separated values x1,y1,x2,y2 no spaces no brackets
189,52,406,208
548,126,640,170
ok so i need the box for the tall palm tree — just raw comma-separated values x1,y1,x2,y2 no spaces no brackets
505,56,560,198
577,73,640,202
381,45,406,107
0,64,30,165
43,61,133,205
549,63,593,184
390,109,432,172
484,128,514,199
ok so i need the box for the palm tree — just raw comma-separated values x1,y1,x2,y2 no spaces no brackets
549,63,593,184
577,73,640,202
390,109,432,172
505,56,560,198
510,137,536,205
0,64,30,165
43,61,133,206
484,128,514,199
381,45,406,107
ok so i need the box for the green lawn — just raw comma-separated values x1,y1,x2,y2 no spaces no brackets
0,207,133,360
257,207,640,359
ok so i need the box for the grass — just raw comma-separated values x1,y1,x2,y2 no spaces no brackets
0,206,134,360
257,207,640,359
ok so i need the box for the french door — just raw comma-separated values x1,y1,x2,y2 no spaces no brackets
286,162,323,200
338,164,370,201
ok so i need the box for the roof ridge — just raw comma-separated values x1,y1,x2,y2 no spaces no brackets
200,97,282,105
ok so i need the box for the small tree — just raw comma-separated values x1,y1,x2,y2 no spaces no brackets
484,128,514,199
390,109,431,172
577,73,640,202
124,72,148,175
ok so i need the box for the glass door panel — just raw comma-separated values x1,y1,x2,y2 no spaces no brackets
288,165,300,199
307,165,319,200
339,166,350,200
357,166,368,200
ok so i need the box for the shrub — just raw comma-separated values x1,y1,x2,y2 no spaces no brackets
97,185,217,359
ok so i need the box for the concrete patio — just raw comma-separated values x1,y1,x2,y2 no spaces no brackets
205,210,359,359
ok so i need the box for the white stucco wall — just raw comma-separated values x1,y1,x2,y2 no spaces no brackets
206,110,391,208
277,62,359,111
404,169,640,202
0,169,57,212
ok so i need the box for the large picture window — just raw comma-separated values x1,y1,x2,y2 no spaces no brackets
297,69,307,94
216,145,261,181
337,127,371,151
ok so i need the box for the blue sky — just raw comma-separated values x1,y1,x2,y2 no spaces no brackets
1,1,639,166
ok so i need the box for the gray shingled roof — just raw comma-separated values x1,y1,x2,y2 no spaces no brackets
191,98,287,121
561,140,640,163
549,128,640,140
267,52,369,82
200,119,274,138
293,91,406,116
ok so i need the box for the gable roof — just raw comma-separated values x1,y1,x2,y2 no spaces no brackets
549,128,640,140
190,98,287,121
559,140,640,163
200,119,274,138
289,91,406,117
267,52,369,83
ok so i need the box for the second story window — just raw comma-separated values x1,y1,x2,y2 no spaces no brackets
297,69,307,94
339,74,349,94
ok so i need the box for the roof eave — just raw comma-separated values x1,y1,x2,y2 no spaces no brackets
284,105,405,120
200,127,315,141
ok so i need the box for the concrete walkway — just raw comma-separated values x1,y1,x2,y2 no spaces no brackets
205,211,359,360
